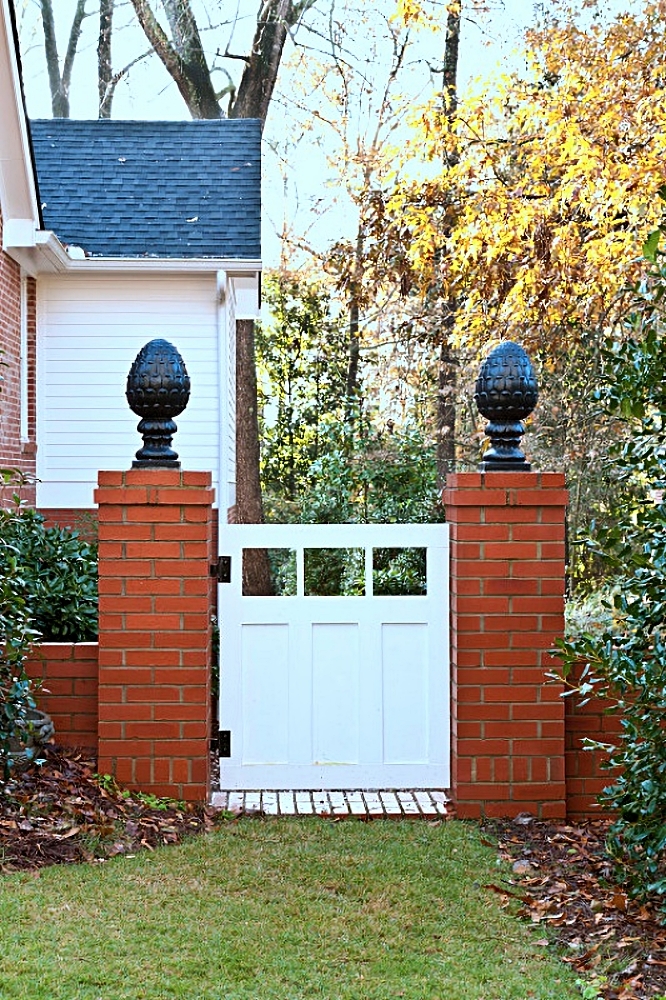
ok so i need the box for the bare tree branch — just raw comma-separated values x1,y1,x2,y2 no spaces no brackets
99,49,153,118
39,0,88,117
129,0,221,117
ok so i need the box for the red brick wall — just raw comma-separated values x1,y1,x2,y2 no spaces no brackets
25,642,98,749
95,469,215,801
443,471,568,820
565,660,622,818
38,508,99,541
0,208,36,499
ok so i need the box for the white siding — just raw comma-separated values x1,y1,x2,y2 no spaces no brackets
36,273,222,508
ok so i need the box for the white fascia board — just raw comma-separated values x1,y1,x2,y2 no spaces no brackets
6,230,69,276
7,237,262,277
0,0,40,230
60,256,262,275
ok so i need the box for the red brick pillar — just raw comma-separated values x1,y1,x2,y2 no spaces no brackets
443,472,568,819
95,469,215,802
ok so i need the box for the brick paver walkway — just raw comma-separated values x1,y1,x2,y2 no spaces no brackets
211,789,451,818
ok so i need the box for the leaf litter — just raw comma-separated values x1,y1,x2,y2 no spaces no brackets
0,746,218,872
483,814,666,1000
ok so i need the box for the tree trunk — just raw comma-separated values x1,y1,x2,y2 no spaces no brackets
236,320,273,595
98,0,113,118
229,0,293,122
443,5,461,128
436,331,457,484
345,219,365,423
435,5,462,481
40,0,87,118
129,0,221,118
346,302,360,406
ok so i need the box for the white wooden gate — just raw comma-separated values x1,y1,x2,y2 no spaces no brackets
218,523,449,790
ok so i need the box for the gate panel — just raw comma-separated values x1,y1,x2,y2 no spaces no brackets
218,523,449,789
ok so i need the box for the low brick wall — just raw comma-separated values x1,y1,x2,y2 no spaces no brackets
21,640,624,816
25,642,99,750
565,663,622,818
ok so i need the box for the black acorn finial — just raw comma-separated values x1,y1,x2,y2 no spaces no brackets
126,339,191,468
474,341,538,471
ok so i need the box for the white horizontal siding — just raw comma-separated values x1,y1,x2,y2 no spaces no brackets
37,274,222,509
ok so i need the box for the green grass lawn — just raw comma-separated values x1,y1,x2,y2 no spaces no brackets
0,819,580,1000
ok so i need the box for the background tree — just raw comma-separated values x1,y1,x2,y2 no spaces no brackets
322,0,495,482
273,1,448,446
323,0,666,587
257,272,349,505
38,0,87,117
257,269,442,523
385,0,665,352
128,0,318,121
36,0,150,118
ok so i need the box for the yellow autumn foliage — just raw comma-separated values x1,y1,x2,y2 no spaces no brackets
389,0,666,353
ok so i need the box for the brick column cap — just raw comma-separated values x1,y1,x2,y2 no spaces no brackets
445,472,565,489
95,469,214,507
98,469,212,488
443,472,567,508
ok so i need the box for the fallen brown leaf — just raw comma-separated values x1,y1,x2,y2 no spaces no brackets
484,816,666,1000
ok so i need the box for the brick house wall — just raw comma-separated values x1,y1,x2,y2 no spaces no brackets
0,206,37,501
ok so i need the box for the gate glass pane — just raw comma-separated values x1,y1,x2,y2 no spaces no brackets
304,548,365,596
372,547,427,596
242,548,296,596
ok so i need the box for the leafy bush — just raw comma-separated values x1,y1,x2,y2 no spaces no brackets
0,504,98,642
0,476,41,780
555,272,666,908
284,422,444,527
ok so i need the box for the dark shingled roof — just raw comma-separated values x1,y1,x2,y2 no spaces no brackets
30,118,261,259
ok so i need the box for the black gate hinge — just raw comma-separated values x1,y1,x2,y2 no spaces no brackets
219,730,231,758
210,555,232,583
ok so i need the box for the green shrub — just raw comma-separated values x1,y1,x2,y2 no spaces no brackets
555,273,666,908
0,476,41,780
0,504,98,642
